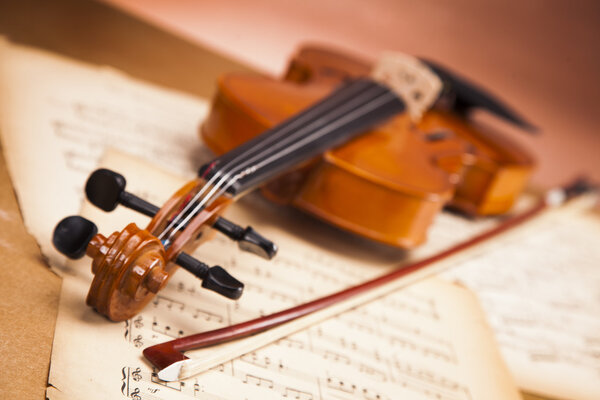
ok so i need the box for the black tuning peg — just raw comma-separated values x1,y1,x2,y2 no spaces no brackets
212,218,278,260
53,215,98,259
85,168,277,259
52,215,244,300
175,252,244,300
85,168,159,216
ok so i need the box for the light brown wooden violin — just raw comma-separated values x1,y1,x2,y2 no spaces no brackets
52,47,534,322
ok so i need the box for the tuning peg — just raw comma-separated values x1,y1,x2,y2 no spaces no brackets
53,216,98,259
212,218,278,260
85,168,277,259
175,252,244,300
85,168,159,216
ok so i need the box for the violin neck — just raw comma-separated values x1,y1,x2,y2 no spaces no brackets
200,78,405,196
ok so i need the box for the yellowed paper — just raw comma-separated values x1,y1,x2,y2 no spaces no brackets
3,39,596,400
443,207,600,400
47,149,520,400
0,39,209,268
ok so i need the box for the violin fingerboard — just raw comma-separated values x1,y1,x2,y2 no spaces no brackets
202,78,405,197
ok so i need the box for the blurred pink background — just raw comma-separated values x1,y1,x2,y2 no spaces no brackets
103,0,600,187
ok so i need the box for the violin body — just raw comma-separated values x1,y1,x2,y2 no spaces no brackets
286,46,535,215
201,45,535,248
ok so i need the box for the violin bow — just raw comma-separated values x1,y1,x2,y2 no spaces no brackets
144,179,595,381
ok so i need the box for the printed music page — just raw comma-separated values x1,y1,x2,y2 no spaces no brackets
2,39,597,400
47,150,520,400
0,39,210,269
443,206,600,400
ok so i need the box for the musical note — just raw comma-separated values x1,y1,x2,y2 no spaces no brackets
193,382,202,397
241,352,272,369
325,375,356,394
276,337,306,349
322,350,351,365
361,387,390,400
358,363,388,382
151,317,185,339
284,387,314,399
243,374,274,389
152,296,185,312
133,316,144,329
191,308,224,323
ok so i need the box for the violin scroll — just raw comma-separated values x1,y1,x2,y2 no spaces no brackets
52,168,274,321
53,215,244,320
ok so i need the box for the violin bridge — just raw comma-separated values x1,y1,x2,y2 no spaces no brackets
371,52,442,121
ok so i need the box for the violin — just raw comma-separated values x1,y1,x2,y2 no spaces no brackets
51,48,533,322
202,45,535,247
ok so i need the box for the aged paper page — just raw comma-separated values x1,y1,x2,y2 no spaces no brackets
47,149,519,400
0,39,210,268
2,39,596,400
443,207,600,400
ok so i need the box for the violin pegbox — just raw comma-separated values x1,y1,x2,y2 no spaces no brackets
52,168,280,321
53,216,171,320
371,52,443,122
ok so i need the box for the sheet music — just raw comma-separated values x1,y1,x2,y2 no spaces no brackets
443,207,600,400
46,150,519,400
3,39,592,400
0,39,210,268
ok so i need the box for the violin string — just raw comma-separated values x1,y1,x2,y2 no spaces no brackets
160,86,399,245
156,80,376,242
156,80,382,243
161,85,397,245
160,83,392,243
